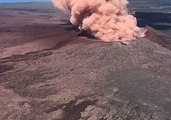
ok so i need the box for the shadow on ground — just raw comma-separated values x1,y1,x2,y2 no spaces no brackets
136,12,171,30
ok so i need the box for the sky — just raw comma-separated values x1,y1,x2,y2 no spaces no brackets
0,0,50,3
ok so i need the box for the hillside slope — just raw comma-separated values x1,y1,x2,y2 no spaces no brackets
0,3,171,120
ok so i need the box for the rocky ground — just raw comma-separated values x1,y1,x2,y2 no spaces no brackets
0,3,171,120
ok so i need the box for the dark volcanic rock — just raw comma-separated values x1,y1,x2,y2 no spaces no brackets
0,3,171,120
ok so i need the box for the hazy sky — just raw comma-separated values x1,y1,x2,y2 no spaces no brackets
0,0,50,3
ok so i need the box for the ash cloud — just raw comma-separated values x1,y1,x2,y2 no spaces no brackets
52,0,147,42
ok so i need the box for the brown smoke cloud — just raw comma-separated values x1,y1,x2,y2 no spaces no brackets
52,0,146,42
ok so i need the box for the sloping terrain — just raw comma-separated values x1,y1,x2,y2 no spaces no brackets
0,3,171,120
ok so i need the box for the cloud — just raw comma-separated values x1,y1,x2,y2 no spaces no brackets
52,0,146,42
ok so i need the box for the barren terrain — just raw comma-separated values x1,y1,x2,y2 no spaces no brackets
0,2,171,120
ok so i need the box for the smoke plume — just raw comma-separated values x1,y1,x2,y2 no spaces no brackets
52,0,146,42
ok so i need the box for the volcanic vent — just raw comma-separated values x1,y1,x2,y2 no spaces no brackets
52,0,146,42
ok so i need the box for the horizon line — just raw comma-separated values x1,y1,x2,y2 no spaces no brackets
0,1,51,3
